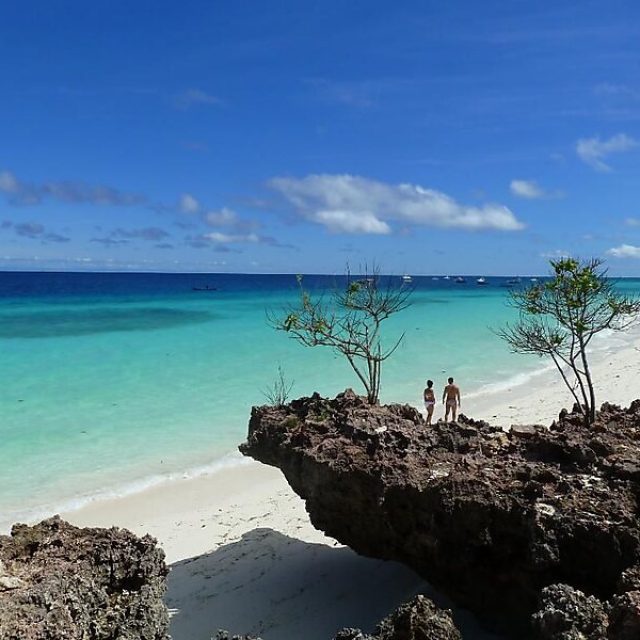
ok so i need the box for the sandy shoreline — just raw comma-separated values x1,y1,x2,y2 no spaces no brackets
54,324,640,638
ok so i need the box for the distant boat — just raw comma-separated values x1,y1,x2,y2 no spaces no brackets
476,277,487,285
401,274,412,283
455,276,466,283
503,277,522,287
431,276,439,281
530,277,538,283
192,285,218,291
443,275,451,280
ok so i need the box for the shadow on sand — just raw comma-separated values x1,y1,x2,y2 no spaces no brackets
167,527,502,640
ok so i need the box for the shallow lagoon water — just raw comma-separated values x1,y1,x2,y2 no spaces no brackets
1,272,638,527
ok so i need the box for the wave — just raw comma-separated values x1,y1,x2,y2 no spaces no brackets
411,321,640,411
0,451,253,534
464,362,556,401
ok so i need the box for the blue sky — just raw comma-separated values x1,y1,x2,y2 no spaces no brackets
1,0,639,275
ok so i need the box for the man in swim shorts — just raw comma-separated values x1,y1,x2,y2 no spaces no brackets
442,377,461,423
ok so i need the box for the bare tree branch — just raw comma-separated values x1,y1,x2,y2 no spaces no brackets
497,257,640,425
268,266,413,404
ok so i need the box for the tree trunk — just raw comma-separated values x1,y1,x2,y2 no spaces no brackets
344,353,372,403
578,336,596,425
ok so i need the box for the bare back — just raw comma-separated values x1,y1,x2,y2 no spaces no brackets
444,384,459,400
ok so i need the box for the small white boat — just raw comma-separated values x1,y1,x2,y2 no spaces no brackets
431,276,439,281
455,276,466,283
401,274,412,283
530,277,538,282
443,275,451,280
476,277,487,285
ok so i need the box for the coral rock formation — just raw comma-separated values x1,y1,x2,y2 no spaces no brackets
334,595,462,639
241,390,640,637
0,516,169,640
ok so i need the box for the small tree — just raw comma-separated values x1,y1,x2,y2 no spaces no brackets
262,365,294,407
498,257,640,425
269,267,412,404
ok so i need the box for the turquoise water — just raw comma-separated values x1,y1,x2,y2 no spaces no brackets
2,273,638,528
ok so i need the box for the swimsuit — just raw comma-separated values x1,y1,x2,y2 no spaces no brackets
424,391,435,409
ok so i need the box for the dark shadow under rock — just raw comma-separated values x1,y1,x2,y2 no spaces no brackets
167,528,501,640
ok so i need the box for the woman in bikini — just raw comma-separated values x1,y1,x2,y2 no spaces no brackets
423,379,436,425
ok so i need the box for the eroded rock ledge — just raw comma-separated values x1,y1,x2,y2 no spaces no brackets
240,389,640,638
0,516,169,640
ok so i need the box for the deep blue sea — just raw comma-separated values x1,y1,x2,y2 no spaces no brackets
2,271,639,528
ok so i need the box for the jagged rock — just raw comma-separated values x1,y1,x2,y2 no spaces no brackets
531,584,609,639
618,566,640,593
0,516,169,640
510,424,542,439
334,595,462,639
241,390,640,633
609,591,640,640
0,576,25,590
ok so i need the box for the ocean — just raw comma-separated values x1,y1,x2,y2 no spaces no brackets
1,271,638,529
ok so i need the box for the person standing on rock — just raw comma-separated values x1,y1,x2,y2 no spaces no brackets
443,377,461,422
423,380,436,425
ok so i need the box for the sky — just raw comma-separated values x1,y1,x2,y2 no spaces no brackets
1,0,639,275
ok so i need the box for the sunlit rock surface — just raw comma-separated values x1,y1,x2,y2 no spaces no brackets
0,516,168,640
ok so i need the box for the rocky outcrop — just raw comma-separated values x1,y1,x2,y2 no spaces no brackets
532,584,609,639
334,595,462,639
215,595,462,639
240,390,640,637
0,516,169,640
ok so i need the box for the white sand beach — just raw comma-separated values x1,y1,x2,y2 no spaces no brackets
62,325,640,640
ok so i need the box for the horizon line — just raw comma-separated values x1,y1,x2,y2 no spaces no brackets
3,268,639,279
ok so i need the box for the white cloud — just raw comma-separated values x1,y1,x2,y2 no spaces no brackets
315,210,391,234
175,89,221,109
576,133,638,172
540,249,571,259
0,169,145,206
205,207,237,226
179,193,200,214
607,244,640,259
510,179,545,199
268,174,524,235
625,217,640,227
204,231,260,244
594,83,640,99
0,171,19,193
